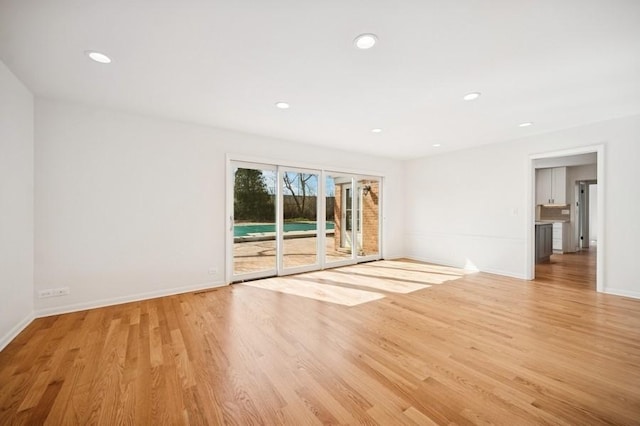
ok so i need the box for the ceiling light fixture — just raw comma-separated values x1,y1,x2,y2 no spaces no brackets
432,143,441,147
275,102,290,109
519,122,533,127
85,50,111,64
463,92,481,101
371,128,382,133
354,33,378,49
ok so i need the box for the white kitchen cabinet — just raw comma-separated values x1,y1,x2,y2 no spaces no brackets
551,167,566,204
536,169,552,204
552,222,569,253
536,167,566,205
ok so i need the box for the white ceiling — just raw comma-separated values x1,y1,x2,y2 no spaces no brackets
1,0,639,159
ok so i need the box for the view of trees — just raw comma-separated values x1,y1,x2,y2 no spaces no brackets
234,169,334,222
282,173,316,220
233,168,274,221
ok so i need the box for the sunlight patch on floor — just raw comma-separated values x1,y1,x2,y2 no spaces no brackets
338,262,467,285
370,260,470,276
239,260,469,305
241,277,385,306
303,270,431,294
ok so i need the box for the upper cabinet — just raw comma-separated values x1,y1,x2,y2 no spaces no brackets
536,167,566,205
551,167,566,204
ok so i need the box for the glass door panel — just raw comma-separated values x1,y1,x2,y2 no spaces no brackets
232,163,277,280
357,178,380,258
281,169,320,272
325,174,354,265
228,161,382,282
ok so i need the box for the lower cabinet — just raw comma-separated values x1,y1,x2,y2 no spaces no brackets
535,224,553,263
552,222,569,253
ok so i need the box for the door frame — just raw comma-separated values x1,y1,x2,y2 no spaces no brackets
526,144,605,292
227,160,279,282
278,166,322,276
324,174,357,269
341,182,353,250
225,154,384,284
576,179,597,250
355,177,383,263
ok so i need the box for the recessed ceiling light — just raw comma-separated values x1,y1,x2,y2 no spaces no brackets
519,122,533,127
275,102,290,109
463,92,481,101
371,128,382,133
85,51,111,64
354,33,378,49
432,143,441,147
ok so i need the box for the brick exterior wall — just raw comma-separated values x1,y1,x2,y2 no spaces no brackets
334,187,343,250
332,181,379,255
360,180,379,255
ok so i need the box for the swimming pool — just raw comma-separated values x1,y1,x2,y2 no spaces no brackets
234,222,334,237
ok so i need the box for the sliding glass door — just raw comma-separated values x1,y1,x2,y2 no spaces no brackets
280,168,320,274
231,162,277,281
325,174,355,267
356,178,380,261
228,160,382,282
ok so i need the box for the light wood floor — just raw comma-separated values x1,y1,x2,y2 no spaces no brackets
535,247,597,290
1,250,639,425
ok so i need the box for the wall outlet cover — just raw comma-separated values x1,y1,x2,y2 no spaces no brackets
53,287,70,296
38,289,53,298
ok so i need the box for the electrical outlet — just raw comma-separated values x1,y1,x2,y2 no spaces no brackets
208,268,217,275
38,289,54,298
53,287,70,296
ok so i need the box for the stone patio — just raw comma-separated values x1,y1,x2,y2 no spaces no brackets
233,236,353,275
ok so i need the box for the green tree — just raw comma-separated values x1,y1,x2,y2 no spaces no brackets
234,168,274,221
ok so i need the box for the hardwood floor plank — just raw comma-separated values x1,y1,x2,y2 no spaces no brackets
1,249,639,424
403,405,438,425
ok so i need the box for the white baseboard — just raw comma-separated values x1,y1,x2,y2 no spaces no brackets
604,287,640,300
477,267,527,280
405,254,467,270
404,255,527,280
0,312,35,352
36,280,228,318
382,251,405,260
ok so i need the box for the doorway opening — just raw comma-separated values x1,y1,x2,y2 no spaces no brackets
528,145,604,292
576,180,598,250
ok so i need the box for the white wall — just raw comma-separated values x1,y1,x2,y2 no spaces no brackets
533,153,597,168
405,140,528,277
34,99,405,315
0,61,34,349
566,164,597,187
405,114,640,298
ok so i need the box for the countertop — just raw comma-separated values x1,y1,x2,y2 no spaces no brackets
535,220,569,225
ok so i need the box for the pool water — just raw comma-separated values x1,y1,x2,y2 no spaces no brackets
234,222,334,237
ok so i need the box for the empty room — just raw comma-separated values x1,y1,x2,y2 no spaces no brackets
1,1,639,424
